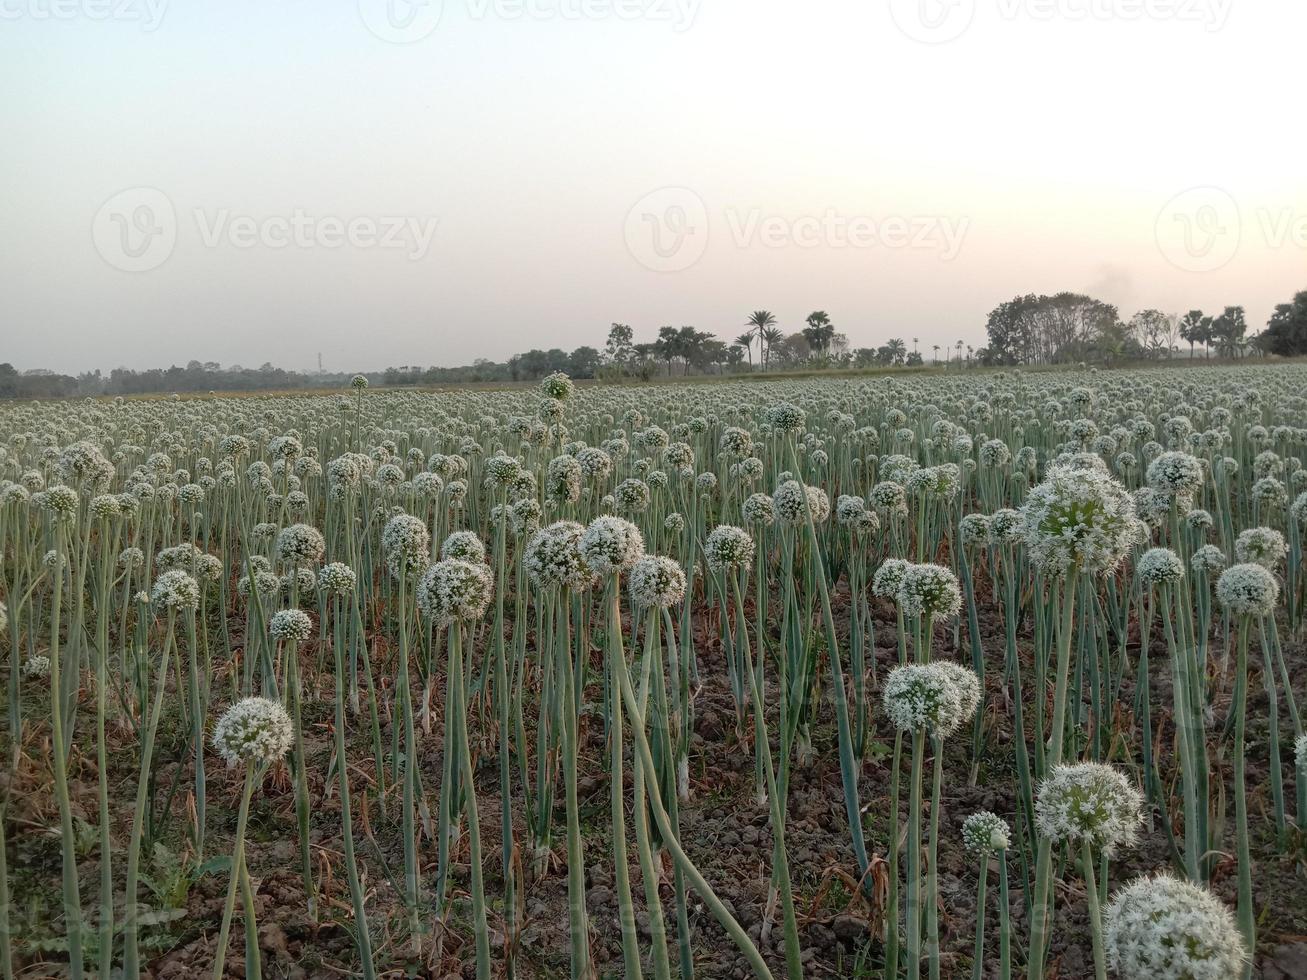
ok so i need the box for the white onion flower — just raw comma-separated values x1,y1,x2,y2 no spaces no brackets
416,559,494,625
1034,763,1143,854
896,563,962,619
579,516,645,576
962,811,1011,855
1137,547,1184,587
1233,526,1287,569
1019,464,1136,576
704,525,756,572
628,555,687,609
269,608,313,642
212,697,294,767
1216,563,1279,618
441,530,487,564
1104,873,1246,980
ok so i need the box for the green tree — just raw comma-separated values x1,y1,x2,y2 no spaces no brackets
1259,290,1307,357
746,311,777,369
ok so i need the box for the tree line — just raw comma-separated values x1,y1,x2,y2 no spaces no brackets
981,287,1307,366
7,290,1307,399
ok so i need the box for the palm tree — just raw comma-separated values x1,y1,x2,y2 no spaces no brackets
932,344,941,365
746,311,777,370
912,337,919,355
885,337,907,365
954,340,963,367
761,327,785,370
734,332,756,369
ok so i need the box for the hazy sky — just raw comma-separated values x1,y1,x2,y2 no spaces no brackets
3,0,1305,373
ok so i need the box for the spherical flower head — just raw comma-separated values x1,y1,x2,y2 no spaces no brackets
741,492,775,527
664,442,694,469
1190,544,1227,576
574,446,612,481
416,558,494,625
580,516,645,576
546,454,583,503
1035,763,1143,854
882,663,968,737
872,558,910,600
319,562,357,597
664,512,686,533
628,555,687,609
720,426,752,458
524,520,593,591
767,402,806,434
988,508,1022,546
704,524,756,572
1186,509,1213,532
772,480,828,525
934,660,982,719
23,654,52,679
212,697,294,767
1216,562,1279,618
39,484,79,523
959,514,990,548
836,494,867,526
540,371,574,401
1146,451,1204,496
381,514,431,578
614,477,651,513
979,439,1011,467
962,811,1011,856
508,497,541,537
350,374,369,390
1137,547,1184,588
1104,873,1247,980
483,452,522,488
275,524,326,568
1233,526,1287,570
896,563,962,619
151,569,200,612
441,530,487,564
1020,463,1137,576
870,480,907,514
89,494,121,521
269,608,313,642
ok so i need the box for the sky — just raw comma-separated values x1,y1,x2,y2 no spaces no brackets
2,0,1305,374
